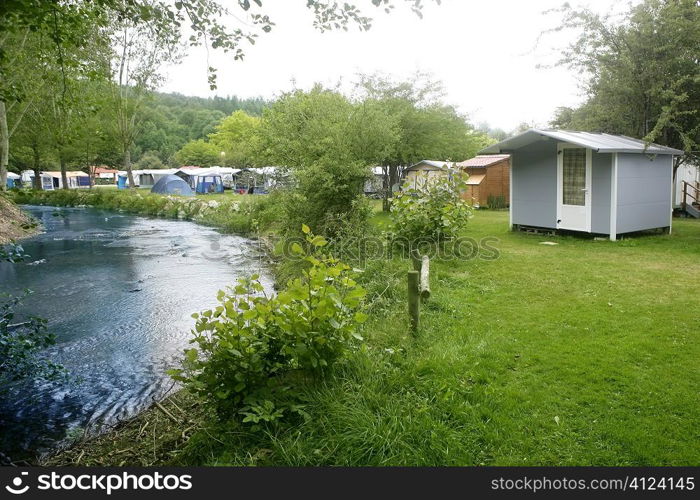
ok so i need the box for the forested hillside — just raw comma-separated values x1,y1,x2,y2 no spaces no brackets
132,92,268,167
7,91,267,172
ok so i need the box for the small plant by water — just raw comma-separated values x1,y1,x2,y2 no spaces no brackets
168,225,368,428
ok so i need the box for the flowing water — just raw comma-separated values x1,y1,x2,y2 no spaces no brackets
0,205,273,459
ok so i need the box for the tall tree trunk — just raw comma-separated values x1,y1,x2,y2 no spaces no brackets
0,101,9,191
124,148,134,188
382,164,400,212
32,140,41,190
60,154,69,190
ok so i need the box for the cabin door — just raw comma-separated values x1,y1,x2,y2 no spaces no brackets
557,145,591,232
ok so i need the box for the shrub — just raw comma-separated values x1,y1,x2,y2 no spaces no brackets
487,194,507,210
169,226,367,424
284,161,371,237
390,171,472,244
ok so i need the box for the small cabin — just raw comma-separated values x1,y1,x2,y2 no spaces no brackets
403,160,454,189
480,129,683,240
455,154,510,207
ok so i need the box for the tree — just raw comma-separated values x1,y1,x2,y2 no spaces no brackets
108,16,180,188
259,85,398,233
175,139,221,167
135,151,166,170
209,110,261,167
1,1,435,189
358,74,490,210
549,0,700,171
0,30,47,190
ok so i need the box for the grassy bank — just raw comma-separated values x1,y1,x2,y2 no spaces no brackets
0,193,41,243
10,188,280,236
27,189,700,466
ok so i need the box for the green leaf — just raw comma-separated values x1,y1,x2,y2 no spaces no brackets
354,312,369,323
310,235,327,247
301,224,311,234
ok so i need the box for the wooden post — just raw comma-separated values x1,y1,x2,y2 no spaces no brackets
411,250,421,272
420,255,430,302
408,270,420,334
682,181,687,211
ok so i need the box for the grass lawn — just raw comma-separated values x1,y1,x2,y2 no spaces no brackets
179,210,700,466
39,202,700,466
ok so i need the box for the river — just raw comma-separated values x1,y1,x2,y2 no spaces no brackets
0,205,273,459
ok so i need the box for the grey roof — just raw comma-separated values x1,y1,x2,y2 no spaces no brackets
406,160,455,170
480,129,684,155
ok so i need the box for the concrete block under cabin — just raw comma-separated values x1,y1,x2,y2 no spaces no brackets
480,129,684,241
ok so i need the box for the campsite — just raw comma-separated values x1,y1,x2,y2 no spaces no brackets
1,0,699,482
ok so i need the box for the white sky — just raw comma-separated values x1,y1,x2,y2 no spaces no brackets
161,0,632,131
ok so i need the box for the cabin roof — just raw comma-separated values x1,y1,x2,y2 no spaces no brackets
480,129,684,155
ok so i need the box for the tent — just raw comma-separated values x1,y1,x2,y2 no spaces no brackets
21,170,56,190
6,172,20,188
174,168,224,194
150,174,194,196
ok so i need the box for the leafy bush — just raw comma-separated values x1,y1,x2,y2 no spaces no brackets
169,226,367,425
0,243,26,263
1,244,64,394
390,171,472,243
282,161,372,237
0,291,64,394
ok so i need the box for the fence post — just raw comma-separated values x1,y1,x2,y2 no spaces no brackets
411,250,421,272
408,270,420,334
420,255,430,302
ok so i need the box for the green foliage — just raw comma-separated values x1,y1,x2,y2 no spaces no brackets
208,110,261,167
358,74,492,165
391,171,472,243
486,194,507,210
0,290,65,394
550,0,699,159
0,242,26,263
135,151,166,170
9,189,281,236
260,86,397,235
174,139,221,167
169,227,367,424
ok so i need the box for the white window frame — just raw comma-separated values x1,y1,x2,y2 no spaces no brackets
556,143,592,232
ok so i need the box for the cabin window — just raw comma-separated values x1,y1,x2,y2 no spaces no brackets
562,148,586,206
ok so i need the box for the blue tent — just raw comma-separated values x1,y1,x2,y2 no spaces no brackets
150,174,194,196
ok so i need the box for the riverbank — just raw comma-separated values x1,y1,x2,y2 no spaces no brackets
40,391,201,466
11,189,700,466
0,193,41,243
9,188,280,237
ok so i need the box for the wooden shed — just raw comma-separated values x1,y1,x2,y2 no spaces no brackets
403,160,454,189
455,154,510,207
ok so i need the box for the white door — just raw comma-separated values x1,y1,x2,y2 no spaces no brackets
557,145,591,231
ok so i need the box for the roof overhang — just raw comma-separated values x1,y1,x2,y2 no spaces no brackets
479,129,684,155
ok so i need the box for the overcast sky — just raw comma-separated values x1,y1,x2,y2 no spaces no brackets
161,0,632,131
